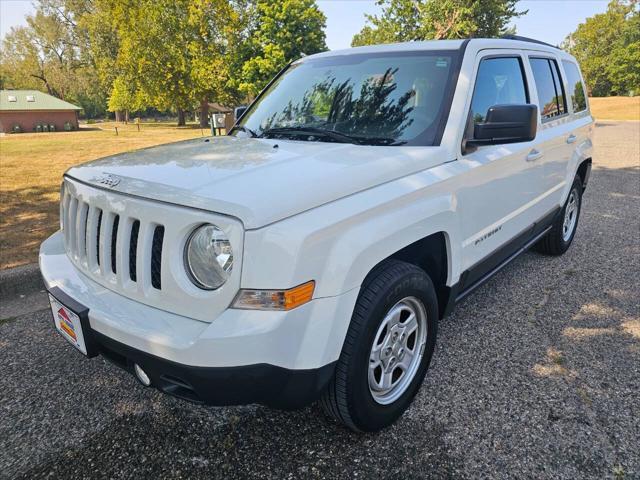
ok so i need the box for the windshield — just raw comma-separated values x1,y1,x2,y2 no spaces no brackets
235,51,459,146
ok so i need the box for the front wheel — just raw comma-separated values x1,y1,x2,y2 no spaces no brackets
535,175,583,255
320,260,438,432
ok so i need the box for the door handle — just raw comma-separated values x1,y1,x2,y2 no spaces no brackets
566,134,577,144
526,149,544,162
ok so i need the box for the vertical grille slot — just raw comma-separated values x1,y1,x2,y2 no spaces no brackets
96,209,103,265
76,202,89,260
111,215,120,274
151,225,164,290
61,192,71,232
67,197,79,254
129,220,140,282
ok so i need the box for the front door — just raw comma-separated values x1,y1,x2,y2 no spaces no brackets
455,51,545,285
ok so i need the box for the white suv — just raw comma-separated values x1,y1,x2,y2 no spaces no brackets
40,37,593,432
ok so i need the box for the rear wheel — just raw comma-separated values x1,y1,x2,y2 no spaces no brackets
320,260,438,432
535,175,583,255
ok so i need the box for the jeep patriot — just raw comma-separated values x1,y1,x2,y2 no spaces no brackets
40,37,593,432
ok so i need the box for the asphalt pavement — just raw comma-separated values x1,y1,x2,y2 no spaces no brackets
1,121,638,479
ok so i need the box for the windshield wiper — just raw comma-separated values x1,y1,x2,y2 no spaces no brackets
230,125,258,138
261,126,405,146
261,126,358,144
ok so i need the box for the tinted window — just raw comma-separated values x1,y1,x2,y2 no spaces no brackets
562,60,587,112
530,58,567,121
237,52,459,146
470,57,528,124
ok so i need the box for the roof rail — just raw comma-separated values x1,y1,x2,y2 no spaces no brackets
500,35,559,49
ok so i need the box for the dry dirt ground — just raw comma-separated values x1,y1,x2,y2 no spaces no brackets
589,97,640,121
0,121,638,479
0,122,205,269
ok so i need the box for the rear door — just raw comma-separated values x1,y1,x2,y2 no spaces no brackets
526,55,575,212
456,50,543,276
560,59,593,187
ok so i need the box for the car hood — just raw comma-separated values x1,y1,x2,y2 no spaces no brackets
66,136,447,229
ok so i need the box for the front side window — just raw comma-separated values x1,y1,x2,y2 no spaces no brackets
236,51,460,146
530,57,567,121
562,60,587,112
469,57,528,125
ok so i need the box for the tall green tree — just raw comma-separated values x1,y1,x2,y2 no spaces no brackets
239,0,327,97
187,0,248,126
352,0,525,46
1,0,329,123
564,0,639,96
0,0,109,118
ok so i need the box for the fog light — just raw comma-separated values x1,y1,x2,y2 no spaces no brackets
134,363,151,386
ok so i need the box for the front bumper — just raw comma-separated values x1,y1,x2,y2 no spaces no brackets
40,231,358,408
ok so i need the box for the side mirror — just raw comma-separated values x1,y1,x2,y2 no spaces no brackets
467,104,537,147
234,105,248,121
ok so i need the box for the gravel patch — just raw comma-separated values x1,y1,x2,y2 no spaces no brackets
1,122,638,479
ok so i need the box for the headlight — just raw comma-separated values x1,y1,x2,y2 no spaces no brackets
185,224,233,290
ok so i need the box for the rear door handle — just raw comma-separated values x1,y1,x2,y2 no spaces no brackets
526,149,544,162
567,134,577,144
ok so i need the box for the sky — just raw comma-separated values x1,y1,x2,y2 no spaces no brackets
1,0,610,49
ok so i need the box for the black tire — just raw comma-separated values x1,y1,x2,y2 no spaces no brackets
320,260,438,432
535,175,583,255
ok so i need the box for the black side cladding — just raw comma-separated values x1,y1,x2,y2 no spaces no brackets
129,220,140,281
151,225,164,289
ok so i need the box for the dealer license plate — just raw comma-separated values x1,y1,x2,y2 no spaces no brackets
49,294,88,355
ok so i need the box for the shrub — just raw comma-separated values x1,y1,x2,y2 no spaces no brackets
11,124,22,133
63,121,73,131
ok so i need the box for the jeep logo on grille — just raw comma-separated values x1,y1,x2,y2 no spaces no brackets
91,173,121,188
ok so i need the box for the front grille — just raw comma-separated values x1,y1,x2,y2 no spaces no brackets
58,177,242,323
62,188,164,292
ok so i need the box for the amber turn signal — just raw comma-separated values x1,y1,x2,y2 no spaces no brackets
232,281,315,311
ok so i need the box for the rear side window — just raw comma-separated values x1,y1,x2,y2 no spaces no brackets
530,57,567,121
562,60,587,113
470,57,528,124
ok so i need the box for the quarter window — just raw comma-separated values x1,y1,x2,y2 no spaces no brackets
530,58,567,121
470,57,528,124
562,60,587,112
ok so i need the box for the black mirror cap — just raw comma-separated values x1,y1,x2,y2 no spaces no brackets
468,104,538,147
234,105,248,121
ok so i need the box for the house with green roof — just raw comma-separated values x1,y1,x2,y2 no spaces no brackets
0,90,81,133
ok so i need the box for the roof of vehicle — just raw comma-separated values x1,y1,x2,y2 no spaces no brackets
303,38,569,61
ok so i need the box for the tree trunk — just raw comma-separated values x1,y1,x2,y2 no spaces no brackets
125,110,130,124
177,108,186,126
115,110,122,122
199,99,209,128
